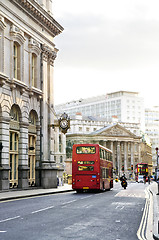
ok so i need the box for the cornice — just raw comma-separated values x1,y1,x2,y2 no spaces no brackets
8,0,64,37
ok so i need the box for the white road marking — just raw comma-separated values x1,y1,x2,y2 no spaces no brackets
137,188,153,240
80,195,93,200
0,231,7,233
32,206,54,214
86,204,93,208
62,199,77,205
115,220,121,223
0,216,20,223
112,202,133,206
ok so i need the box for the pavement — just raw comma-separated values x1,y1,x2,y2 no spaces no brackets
149,181,159,240
0,184,74,202
0,181,159,239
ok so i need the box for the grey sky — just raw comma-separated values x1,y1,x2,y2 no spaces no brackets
53,0,159,106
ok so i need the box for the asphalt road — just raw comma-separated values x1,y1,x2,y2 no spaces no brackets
0,182,148,240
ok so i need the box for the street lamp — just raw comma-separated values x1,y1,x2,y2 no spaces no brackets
156,147,159,179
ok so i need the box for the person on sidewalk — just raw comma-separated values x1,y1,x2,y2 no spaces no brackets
148,175,150,184
143,175,146,184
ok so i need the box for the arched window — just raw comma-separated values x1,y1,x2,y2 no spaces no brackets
9,105,20,188
28,110,37,186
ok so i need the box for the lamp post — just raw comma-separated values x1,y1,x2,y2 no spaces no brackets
155,147,159,195
156,147,159,178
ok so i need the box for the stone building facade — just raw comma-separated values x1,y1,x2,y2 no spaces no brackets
66,115,152,179
0,0,64,190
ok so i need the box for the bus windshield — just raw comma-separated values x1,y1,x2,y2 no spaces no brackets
76,146,96,154
137,164,148,175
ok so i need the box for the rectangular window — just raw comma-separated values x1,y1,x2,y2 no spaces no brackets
14,44,18,79
32,54,35,86
28,135,36,186
9,131,19,187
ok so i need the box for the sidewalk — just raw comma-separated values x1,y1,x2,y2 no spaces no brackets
0,184,74,202
149,182,159,240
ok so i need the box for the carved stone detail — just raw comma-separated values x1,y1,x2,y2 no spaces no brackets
11,0,63,37
10,24,25,44
102,126,131,137
41,44,57,64
28,38,41,55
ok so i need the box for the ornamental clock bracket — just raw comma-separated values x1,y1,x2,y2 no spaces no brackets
49,112,70,134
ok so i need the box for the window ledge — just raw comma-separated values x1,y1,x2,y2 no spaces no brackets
28,87,43,100
0,72,8,86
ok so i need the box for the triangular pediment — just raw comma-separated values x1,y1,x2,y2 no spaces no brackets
92,124,137,138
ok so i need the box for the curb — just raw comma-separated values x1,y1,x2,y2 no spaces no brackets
149,183,159,240
153,192,159,240
0,189,74,202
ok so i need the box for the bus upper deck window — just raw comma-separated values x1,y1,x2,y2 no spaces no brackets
76,146,96,154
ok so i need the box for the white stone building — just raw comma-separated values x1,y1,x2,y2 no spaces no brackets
65,113,152,179
0,0,65,190
145,106,159,173
55,91,145,131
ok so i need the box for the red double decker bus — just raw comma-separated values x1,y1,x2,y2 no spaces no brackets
135,163,148,182
72,144,113,192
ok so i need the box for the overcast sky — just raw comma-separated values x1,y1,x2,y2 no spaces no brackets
53,0,159,107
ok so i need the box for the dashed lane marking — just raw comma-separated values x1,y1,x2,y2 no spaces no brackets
0,216,20,223
31,206,54,214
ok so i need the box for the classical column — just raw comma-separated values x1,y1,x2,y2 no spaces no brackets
117,142,121,177
124,142,128,178
41,46,49,162
40,45,57,188
61,133,66,154
48,50,57,162
103,141,107,148
138,143,141,163
131,142,135,179
110,141,115,174
54,127,59,154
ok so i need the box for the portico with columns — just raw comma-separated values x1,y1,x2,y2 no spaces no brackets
66,123,141,179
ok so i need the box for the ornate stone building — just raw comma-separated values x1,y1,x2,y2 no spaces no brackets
66,115,152,179
0,0,65,190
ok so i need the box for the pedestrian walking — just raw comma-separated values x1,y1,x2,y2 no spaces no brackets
143,175,146,184
148,175,150,184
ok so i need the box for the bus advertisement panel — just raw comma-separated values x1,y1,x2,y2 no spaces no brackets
72,144,113,192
